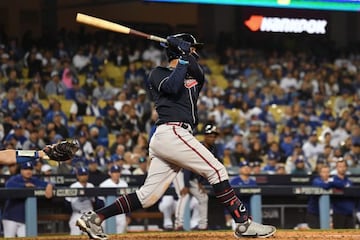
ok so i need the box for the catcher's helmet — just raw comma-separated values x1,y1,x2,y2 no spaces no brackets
203,124,219,135
163,33,204,61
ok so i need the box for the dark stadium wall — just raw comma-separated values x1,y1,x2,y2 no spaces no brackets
0,0,359,51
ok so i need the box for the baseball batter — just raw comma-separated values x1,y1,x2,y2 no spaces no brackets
76,33,276,240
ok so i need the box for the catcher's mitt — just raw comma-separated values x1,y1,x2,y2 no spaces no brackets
43,140,79,162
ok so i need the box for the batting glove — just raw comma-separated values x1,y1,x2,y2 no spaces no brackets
166,36,191,55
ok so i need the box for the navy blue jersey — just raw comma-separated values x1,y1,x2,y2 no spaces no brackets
148,54,205,128
307,177,332,215
229,176,257,212
3,174,49,223
331,175,355,216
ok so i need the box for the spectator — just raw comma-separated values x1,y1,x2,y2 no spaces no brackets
262,153,278,174
230,142,248,167
291,156,311,175
344,141,360,169
124,62,145,94
92,78,113,101
45,70,66,96
72,47,91,74
134,89,152,132
320,116,348,148
302,131,324,164
52,112,69,139
82,73,97,97
4,123,28,149
4,69,20,91
104,107,122,135
69,92,88,122
316,145,333,166
2,87,23,120
94,145,110,172
65,77,87,101
132,156,148,175
28,75,47,100
75,131,94,160
44,99,68,126
275,163,287,175
87,97,104,119
22,129,41,150
25,49,42,78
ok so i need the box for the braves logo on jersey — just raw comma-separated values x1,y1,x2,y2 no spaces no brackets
184,78,198,88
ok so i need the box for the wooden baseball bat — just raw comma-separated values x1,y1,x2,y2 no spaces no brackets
76,13,167,43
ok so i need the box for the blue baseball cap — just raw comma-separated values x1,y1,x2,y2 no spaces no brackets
239,161,249,168
295,156,305,164
110,165,121,173
21,162,34,170
76,167,89,175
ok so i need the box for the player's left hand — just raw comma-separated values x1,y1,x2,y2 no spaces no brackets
42,140,79,162
167,36,191,54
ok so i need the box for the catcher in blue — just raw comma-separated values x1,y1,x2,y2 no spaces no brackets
76,33,276,239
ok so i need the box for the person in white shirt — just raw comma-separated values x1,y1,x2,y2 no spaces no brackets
142,44,162,66
279,71,298,93
99,165,129,233
302,131,324,167
72,48,91,73
66,167,97,235
320,117,349,148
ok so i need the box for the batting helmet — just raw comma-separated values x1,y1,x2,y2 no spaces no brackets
163,33,204,61
203,124,219,135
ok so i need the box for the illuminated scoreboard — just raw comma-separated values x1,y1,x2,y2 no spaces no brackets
144,0,360,12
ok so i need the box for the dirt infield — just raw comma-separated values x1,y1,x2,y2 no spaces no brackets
16,230,360,240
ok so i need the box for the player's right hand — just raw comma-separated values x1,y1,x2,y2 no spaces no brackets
167,36,191,54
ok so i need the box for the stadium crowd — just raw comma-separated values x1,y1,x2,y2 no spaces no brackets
0,29,359,181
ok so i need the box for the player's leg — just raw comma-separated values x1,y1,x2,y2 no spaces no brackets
17,222,26,237
70,213,83,235
76,155,180,239
116,215,127,233
189,179,208,230
173,171,190,230
2,219,17,237
189,196,200,229
158,195,176,230
151,127,276,238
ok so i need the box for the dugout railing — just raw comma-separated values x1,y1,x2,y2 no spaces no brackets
0,185,359,237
